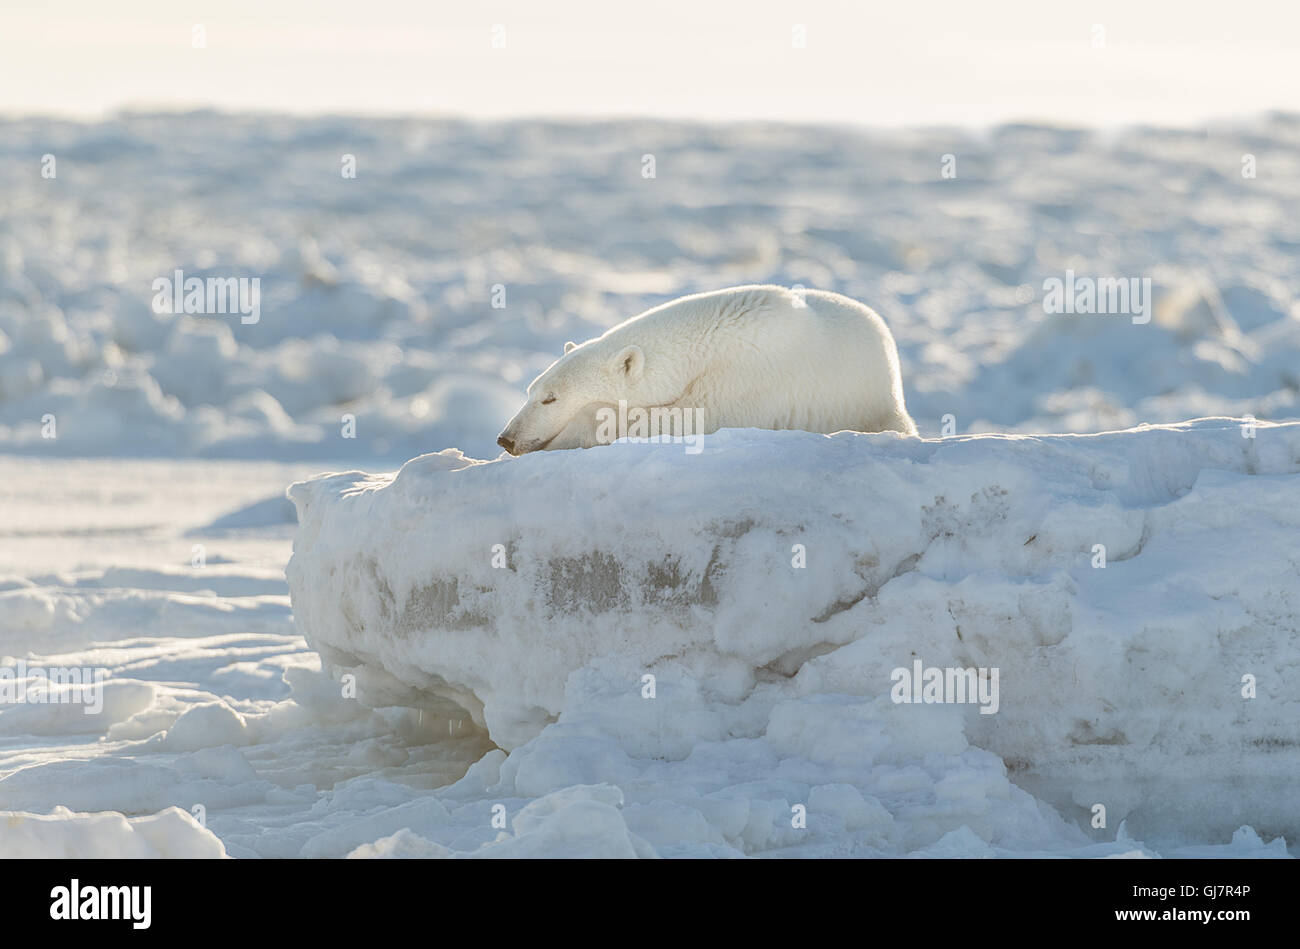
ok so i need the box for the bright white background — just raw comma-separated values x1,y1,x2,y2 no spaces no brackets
2,0,1297,126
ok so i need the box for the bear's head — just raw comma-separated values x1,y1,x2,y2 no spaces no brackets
497,339,646,455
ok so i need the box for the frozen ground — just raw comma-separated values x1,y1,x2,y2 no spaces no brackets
0,456,496,858
0,113,1297,857
2,112,1299,459
2,424,1296,859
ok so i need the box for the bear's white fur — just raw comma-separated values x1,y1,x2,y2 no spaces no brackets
497,285,917,454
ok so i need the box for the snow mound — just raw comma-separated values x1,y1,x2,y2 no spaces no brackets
286,419,1300,853
0,806,227,858
189,494,298,533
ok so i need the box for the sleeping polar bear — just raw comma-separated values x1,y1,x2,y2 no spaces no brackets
496,285,917,455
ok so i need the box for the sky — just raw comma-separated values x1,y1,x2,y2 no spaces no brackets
2,0,1297,127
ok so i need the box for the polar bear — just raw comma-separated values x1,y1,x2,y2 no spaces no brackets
496,285,917,455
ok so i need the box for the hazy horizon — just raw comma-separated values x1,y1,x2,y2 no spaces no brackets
3,0,1297,129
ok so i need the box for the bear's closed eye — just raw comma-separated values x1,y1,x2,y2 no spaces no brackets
541,394,556,404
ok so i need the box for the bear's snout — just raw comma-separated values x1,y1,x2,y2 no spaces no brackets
496,433,516,455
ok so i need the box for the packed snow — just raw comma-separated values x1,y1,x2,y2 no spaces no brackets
285,420,1300,857
0,113,1298,857
2,113,1299,462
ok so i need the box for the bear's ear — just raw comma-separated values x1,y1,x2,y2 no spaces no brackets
613,344,644,384
564,340,577,354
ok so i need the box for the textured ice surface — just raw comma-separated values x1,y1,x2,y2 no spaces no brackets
3,112,1300,857
2,114,1299,463
285,420,1300,856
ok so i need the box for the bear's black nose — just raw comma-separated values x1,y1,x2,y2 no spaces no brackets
497,434,515,454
